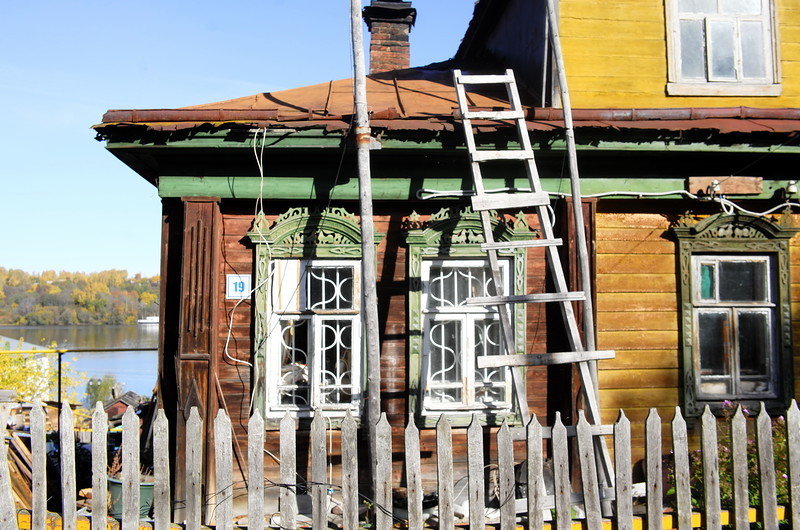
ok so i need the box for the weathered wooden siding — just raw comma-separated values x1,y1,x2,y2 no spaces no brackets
212,201,553,501
559,0,800,108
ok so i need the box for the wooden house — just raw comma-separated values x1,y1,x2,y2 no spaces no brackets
94,0,800,515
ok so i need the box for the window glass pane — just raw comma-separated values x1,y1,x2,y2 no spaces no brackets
474,319,507,405
738,311,769,377
427,263,498,309
719,260,766,301
720,0,761,14
278,319,310,407
308,266,354,310
709,20,736,79
318,319,353,404
680,19,707,79
426,320,463,404
700,263,716,300
741,21,766,79
679,0,716,13
698,311,730,375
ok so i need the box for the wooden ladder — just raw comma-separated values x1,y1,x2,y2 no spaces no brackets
452,68,616,495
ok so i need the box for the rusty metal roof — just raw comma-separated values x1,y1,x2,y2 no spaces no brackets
98,67,800,136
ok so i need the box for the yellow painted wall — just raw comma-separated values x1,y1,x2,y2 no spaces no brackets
595,210,800,460
559,0,800,108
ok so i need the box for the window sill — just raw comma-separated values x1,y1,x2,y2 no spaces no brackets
419,410,520,428
667,82,782,97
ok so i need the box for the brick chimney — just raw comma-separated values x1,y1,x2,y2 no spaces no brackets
363,1,417,74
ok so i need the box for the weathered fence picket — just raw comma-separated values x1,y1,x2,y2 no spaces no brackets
8,402,800,528
467,415,485,530
436,416,454,530
278,413,296,530
121,406,140,530
404,418,423,530
184,407,202,530
645,408,662,530
756,404,778,530
731,406,749,530
701,406,721,530
60,402,76,530
375,413,393,530
248,410,264,530
341,413,358,530
552,412,570,530
614,411,632,530
671,408,691,530
30,402,46,530
214,409,233,530
497,420,514,530
152,409,170,530
526,415,544,530
90,403,107,530
788,400,800,528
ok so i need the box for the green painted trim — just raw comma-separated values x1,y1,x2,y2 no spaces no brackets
158,175,800,201
406,207,532,427
674,212,798,416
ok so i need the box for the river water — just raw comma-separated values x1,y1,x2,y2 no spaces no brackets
0,325,158,397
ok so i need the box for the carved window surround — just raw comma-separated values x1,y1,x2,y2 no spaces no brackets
405,206,535,427
674,212,797,416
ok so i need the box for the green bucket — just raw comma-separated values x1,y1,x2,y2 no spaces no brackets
107,477,154,519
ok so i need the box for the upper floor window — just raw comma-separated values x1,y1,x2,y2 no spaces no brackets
666,0,781,96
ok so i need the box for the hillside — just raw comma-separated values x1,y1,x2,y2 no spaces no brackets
0,268,159,325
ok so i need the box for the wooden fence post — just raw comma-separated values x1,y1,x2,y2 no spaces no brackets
153,408,171,530
0,405,17,529
405,418,423,530
467,415,485,530
730,406,749,530
30,402,46,530
756,403,778,530
701,406,721,530
527,415,544,530
279,413,296,530
90,403,107,530
645,408,662,530
185,408,202,530
614,411,632,530
60,402,76,530
122,406,140,530
436,416,454,530
214,409,233,530
671,407,691,530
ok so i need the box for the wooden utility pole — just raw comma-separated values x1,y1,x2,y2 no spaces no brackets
350,0,381,485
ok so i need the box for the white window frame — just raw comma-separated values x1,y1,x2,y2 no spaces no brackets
691,254,777,400
665,0,781,96
420,259,513,414
265,259,362,419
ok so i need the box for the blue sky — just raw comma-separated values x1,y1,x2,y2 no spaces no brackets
0,1,473,276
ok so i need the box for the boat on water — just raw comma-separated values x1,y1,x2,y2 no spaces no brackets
137,316,159,325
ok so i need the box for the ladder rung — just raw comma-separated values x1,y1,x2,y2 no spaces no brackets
480,239,562,252
463,110,525,120
471,191,550,211
456,73,515,85
470,150,534,162
466,291,585,306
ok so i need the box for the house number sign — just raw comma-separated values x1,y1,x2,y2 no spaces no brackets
226,274,252,299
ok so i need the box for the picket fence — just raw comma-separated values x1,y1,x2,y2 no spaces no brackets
3,400,800,529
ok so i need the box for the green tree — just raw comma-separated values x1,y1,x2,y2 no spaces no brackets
84,374,123,408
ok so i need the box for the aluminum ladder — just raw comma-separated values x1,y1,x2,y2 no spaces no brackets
452,67,616,498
